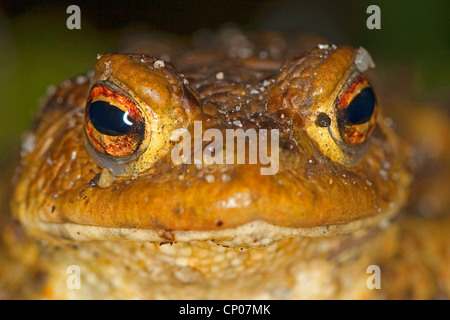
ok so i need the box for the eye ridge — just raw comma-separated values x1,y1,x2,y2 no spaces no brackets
343,87,376,125
89,100,140,136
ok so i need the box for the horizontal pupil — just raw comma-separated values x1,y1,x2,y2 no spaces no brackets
89,100,135,136
345,87,375,125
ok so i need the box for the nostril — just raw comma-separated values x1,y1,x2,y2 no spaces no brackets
315,112,331,127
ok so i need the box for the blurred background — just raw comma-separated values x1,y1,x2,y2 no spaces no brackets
0,0,448,163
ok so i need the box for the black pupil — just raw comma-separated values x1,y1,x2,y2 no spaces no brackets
88,100,136,136
344,87,375,125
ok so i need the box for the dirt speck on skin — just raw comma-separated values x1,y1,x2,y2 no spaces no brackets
98,168,115,189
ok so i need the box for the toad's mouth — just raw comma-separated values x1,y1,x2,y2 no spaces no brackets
32,201,401,248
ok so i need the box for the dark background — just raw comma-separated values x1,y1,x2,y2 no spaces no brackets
0,0,448,160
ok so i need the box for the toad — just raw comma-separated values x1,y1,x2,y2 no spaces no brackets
1,30,449,299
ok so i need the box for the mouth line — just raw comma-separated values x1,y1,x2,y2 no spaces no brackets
36,205,399,248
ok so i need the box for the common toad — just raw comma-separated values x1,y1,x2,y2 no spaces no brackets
1,29,449,299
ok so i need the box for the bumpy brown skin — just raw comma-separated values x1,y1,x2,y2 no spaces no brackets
0,30,449,299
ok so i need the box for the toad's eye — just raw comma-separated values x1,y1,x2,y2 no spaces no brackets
89,101,137,136
85,85,147,159
336,76,377,146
